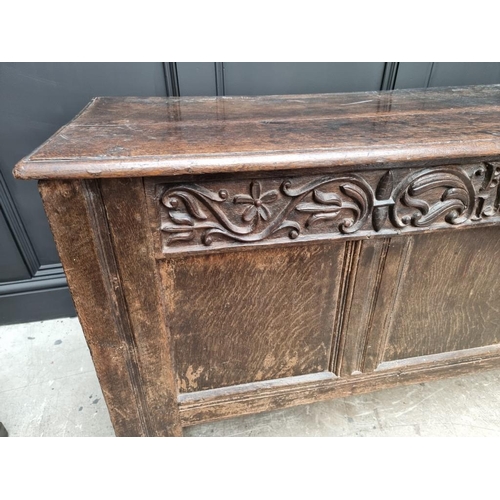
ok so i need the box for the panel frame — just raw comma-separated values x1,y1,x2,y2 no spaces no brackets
38,166,500,435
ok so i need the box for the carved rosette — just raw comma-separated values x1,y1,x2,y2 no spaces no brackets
158,162,500,253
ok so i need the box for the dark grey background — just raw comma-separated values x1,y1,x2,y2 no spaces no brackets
1,62,499,324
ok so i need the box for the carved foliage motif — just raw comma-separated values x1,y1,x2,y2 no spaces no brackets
160,176,372,247
158,162,500,253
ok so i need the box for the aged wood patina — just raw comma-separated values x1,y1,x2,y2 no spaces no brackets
14,85,500,436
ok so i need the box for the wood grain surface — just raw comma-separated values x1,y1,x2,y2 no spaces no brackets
162,244,344,393
38,180,153,436
383,226,500,361
178,345,500,426
100,178,182,436
14,85,500,179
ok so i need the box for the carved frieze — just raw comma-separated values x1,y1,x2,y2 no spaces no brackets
156,162,500,255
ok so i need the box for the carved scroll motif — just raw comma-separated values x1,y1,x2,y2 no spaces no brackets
158,162,500,253
160,176,373,246
389,167,476,228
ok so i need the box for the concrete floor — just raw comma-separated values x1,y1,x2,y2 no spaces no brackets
1,317,499,437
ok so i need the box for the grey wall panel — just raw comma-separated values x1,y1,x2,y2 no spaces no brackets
394,62,435,89
0,287,76,326
395,62,500,89
0,62,167,266
222,62,386,96
427,63,500,87
0,210,30,283
177,63,217,96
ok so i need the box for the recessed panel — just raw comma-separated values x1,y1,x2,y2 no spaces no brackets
162,244,344,393
384,227,500,361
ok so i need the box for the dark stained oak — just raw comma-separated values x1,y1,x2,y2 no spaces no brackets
162,244,344,392
143,163,500,257
178,345,500,426
99,178,182,436
13,85,500,180
383,227,500,360
18,86,500,436
38,180,163,436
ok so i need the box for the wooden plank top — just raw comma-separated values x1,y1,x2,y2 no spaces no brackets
13,84,500,180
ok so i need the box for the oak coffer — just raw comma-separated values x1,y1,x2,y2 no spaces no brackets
14,85,500,436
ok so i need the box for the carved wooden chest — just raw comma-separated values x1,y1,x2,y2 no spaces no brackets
14,85,500,436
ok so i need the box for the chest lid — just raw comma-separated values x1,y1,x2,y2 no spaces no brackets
13,85,500,180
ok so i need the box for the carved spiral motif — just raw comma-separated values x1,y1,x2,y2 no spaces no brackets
390,168,476,229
